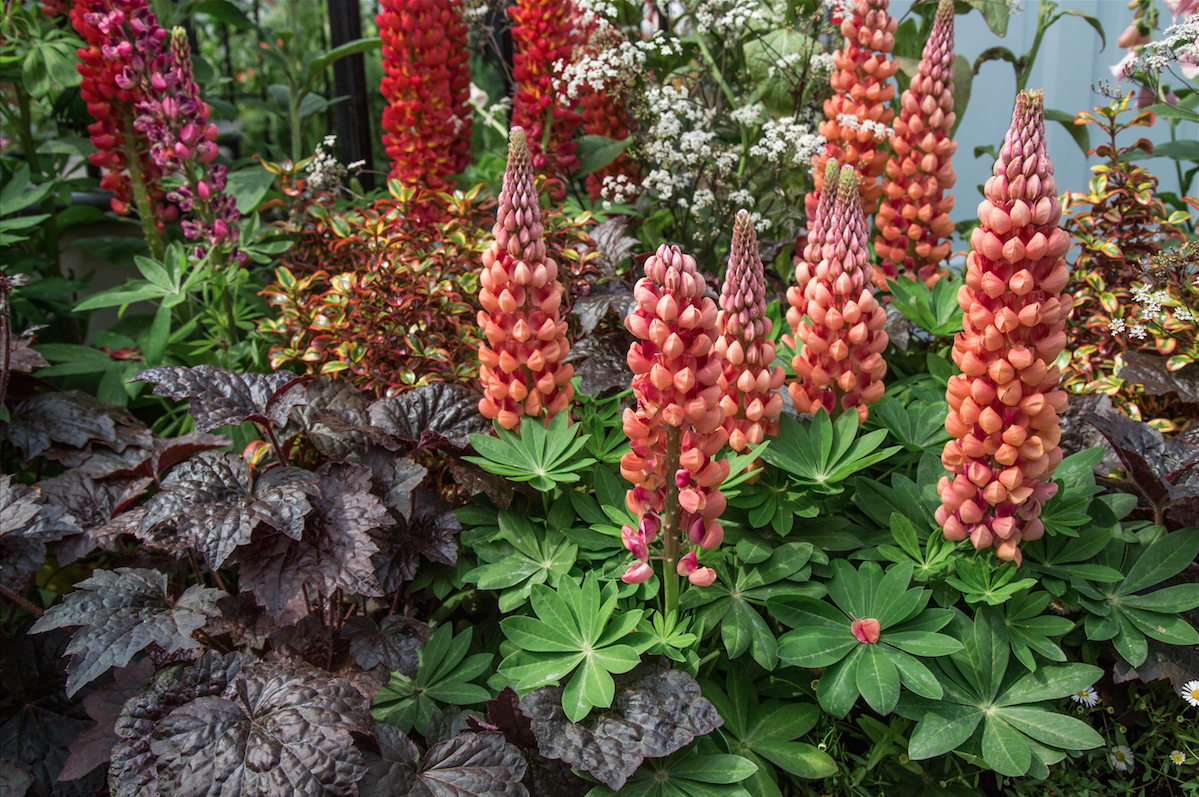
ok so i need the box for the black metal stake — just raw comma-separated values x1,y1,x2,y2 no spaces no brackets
327,0,375,190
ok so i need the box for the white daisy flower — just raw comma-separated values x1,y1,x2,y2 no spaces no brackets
1170,750,1187,765
1182,680,1199,707
1110,745,1135,772
1071,686,1099,707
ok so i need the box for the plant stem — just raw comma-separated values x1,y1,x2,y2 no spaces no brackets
0,586,43,617
16,84,60,276
662,425,682,620
120,109,166,260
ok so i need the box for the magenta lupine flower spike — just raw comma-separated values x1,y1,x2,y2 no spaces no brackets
477,127,574,430
875,0,958,289
620,244,730,589
788,163,889,422
716,210,786,452
937,90,1074,565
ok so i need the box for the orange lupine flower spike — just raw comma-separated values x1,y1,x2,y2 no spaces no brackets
936,89,1075,566
717,210,786,452
477,128,574,430
807,0,898,221
874,0,958,289
510,0,584,185
620,244,730,589
378,0,473,189
789,163,889,422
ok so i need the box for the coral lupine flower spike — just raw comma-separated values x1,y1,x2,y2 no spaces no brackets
620,244,730,601
874,0,958,289
937,89,1074,566
717,210,786,451
377,0,472,189
789,163,889,422
808,0,898,219
477,128,574,430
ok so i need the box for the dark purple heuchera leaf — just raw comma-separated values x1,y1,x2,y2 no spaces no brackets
76,432,231,480
341,615,430,676
561,330,635,396
587,217,639,279
133,365,310,432
364,451,427,520
356,724,528,797
447,461,515,510
139,452,318,567
1117,351,1199,404
425,707,486,745
235,463,390,618
8,332,49,372
0,390,148,464
367,383,490,449
109,651,249,797
30,568,225,696
519,660,723,791
372,493,461,593
286,377,385,461
0,626,103,797
58,659,155,782
1083,410,1199,510
148,659,371,797
0,759,34,796
0,474,80,591
37,471,152,562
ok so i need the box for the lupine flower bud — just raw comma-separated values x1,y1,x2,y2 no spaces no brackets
807,0,898,220
619,243,730,587
377,0,472,189
511,0,584,187
874,0,958,289
717,210,786,451
788,163,889,422
937,90,1074,566
477,128,574,430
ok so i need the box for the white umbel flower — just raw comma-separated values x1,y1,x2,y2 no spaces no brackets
1110,745,1135,772
1182,680,1199,707
1070,686,1099,707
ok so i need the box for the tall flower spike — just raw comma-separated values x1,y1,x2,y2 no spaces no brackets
807,0,898,220
477,128,574,430
936,90,1074,566
717,210,786,451
620,244,730,590
377,0,472,189
874,0,958,289
510,0,584,185
789,163,889,422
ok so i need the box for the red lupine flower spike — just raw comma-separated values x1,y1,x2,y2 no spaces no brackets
377,0,473,189
477,127,574,431
874,0,958,289
620,243,730,588
716,210,786,451
807,0,898,221
510,0,584,188
936,89,1075,566
789,163,889,422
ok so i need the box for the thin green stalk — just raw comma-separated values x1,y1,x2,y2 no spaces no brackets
662,425,682,621
119,110,166,260
16,85,59,275
1018,0,1054,92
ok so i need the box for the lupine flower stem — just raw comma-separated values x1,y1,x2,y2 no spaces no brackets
662,426,681,619
120,108,165,260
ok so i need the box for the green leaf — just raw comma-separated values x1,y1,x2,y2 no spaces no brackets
1128,139,1199,162
982,715,1032,776
226,166,277,214
501,616,580,652
998,663,1102,707
37,137,96,157
856,644,900,715
752,741,836,780
908,705,984,760
816,644,865,717
887,648,943,700
1045,108,1090,157
950,54,973,137
575,135,633,176
372,625,493,734
884,630,963,657
778,627,858,668
968,0,1010,36
744,29,817,114
1121,583,1199,612
1119,528,1199,594
997,706,1104,751
193,0,260,29
303,38,383,92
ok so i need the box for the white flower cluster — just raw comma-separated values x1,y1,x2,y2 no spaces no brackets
808,52,836,80
690,0,767,36
1131,282,1172,321
728,188,755,208
1125,12,1199,77
769,52,804,78
729,102,765,126
306,135,346,191
600,173,638,207
748,211,772,233
748,116,825,168
558,27,675,100
821,0,855,20
1108,317,1149,339
635,84,738,205
837,112,892,142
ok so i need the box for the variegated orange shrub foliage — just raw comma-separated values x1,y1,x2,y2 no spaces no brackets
874,0,958,289
716,210,786,452
808,0,898,220
937,90,1074,565
787,162,889,422
477,128,575,430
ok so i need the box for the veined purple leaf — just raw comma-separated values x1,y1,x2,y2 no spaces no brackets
133,365,310,432
341,615,431,676
357,724,528,797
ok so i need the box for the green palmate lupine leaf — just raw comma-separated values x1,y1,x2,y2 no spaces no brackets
856,644,901,715
870,400,952,452
465,414,596,492
761,412,901,495
777,627,858,668
887,648,943,700
372,625,494,734
982,716,1032,777
588,747,758,797
464,507,578,611
817,645,866,718
997,706,1104,751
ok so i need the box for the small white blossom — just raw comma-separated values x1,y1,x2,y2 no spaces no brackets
809,52,835,79
730,102,765,126
1110,745,1135,772
1070,686,1100,707
1130,323,1149,340
1170,750,1187,765
1109,318,1127,335
305,135,346,191
728,189,755,208
837,113,892,142
1175,308,1195,322
1182,679,1199,707
748,117,825,168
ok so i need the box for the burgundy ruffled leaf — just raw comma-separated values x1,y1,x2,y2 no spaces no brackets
1,390,148,464
367,383,490,449
341,615,430,676
37,471,152,562
357,725,528,797
371,494,461,593
561,330,635,396
148,660,371,797
235,463,390,618
30,568,225,696
139,452,318,568
364,451,427,520
1117,351,1199,404
519,660,723,791
1083,410,1199,507
58,659,155,782
133,365,310,432
0,474,81,591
